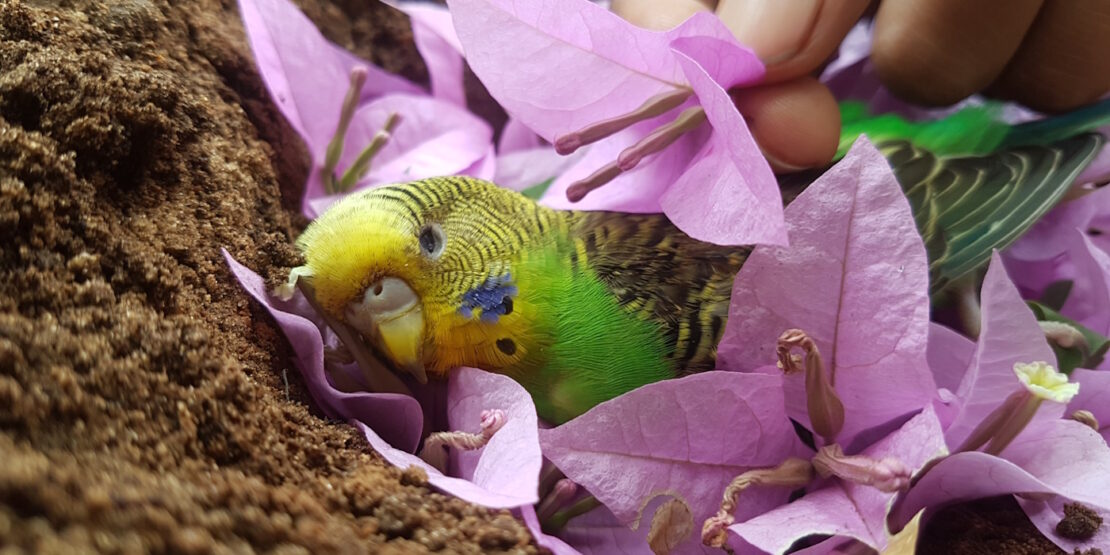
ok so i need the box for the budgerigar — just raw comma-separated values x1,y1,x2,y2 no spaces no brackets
288,99,1110,424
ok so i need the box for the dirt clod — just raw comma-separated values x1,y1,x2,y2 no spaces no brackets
1057,503,1103,541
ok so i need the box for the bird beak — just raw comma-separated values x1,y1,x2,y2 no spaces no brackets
345,277,428,384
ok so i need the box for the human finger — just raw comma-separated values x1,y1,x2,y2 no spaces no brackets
610,0,716,31
715,0,870,83
730,76,841,172
989,0,1110,112
872,0,1044,106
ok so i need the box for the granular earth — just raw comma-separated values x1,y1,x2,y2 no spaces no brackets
0,0,533,552
0,0,1092,553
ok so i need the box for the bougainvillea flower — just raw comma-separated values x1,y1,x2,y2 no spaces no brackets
731,407,945,554
539,370,800,554
941,253,1064,449
226,253,543,509
447,0,786,246
888,254,1110,554
720,138,936,442
1003,186,1110,332
356,367,543,509
240,0,493,217
889,419,1110,552
703,139,946,553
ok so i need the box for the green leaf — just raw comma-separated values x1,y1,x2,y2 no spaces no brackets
520,177,555,200
1027,301,1110,373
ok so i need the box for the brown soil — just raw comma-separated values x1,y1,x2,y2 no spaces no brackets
0,0,535,552
0,0,1084,554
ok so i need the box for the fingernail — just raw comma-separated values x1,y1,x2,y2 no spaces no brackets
762,148,811,173
716,0,821,65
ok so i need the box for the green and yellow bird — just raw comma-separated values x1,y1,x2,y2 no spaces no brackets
289,100,1110,424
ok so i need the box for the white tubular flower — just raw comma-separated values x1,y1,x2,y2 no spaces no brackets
1014,361,1080,403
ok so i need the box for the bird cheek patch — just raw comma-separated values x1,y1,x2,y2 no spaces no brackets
458,273,518,324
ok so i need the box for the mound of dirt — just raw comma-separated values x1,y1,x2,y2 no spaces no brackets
0,0,534,552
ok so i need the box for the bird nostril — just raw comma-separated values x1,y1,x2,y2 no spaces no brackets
373,282,384,296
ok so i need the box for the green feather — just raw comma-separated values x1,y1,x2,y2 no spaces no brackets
513,241,673,423
837,97,1110,160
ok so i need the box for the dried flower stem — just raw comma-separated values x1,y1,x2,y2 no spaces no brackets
701,458,813,548
812,444,911,492
554,88,692,155
423,409,506,452
777,329,845,444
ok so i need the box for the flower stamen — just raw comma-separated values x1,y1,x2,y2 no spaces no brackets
565,161,623,202
777,329,845,444
323,67,368,194
419,409,507,471
617,106,706,171
701,458,813,548
554,89,692,155
958,362,1079,455
812,444,911,493
338,112,401,191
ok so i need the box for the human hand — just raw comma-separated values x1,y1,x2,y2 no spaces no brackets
612,0,1110,172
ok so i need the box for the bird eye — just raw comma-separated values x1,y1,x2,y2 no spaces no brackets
418,223,446,259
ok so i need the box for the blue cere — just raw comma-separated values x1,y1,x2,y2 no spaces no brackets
459,273,517,324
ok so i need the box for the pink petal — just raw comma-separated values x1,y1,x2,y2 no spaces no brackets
926,323,976,428
945,253,1062,449
464,144,499,181
521,505,582,555
445,368,543,502
719,138,935,442
660,46,784,246
390,1,468,106
1006,187,1110,262
927,323,975,394
1000,252,1073,300
495,146,582,192
350,368,541,509
223,251,425,452
1076,142,1110,186
539,371,799,553
560,494,756,555
1020,496,1110,554
446,0,738,142
238,0,419,160
499,116,543,154
731,406,947,553
354,419,537,509
1070,369,1110,443
890,419,1110,531
1062,230,1110,336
